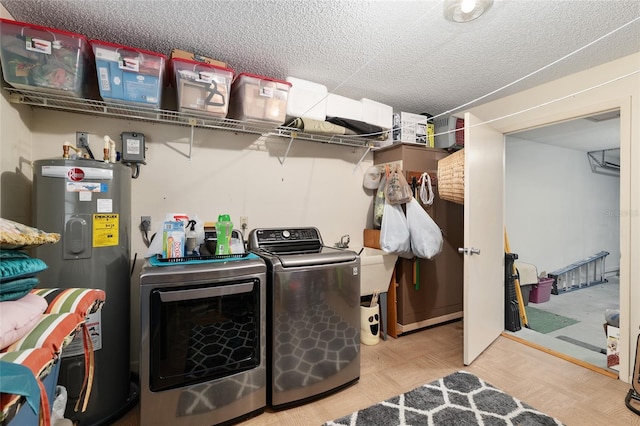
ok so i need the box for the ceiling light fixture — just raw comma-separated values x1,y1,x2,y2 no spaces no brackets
444,0,494,23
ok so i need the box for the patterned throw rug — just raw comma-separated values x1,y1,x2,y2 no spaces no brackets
323,371,564,426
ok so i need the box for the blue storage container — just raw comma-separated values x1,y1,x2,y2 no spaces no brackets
89,39,166,108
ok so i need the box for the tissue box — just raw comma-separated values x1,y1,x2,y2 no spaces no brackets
228,73,291,125
90,39,166,108
0,18,94,97
172,57,234,117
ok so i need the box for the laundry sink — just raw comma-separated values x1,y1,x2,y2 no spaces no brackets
359,248,398,296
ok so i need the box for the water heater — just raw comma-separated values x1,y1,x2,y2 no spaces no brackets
33,158,133,425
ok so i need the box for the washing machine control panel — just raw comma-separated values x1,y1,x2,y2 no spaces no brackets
253,227,320,243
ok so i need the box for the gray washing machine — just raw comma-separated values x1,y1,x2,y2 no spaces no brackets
248,227,360,409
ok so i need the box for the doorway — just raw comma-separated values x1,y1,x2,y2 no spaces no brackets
503,111,621,372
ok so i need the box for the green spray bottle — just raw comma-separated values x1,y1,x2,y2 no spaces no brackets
215,214,233,255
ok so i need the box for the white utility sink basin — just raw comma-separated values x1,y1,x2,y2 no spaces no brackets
359,248,398,296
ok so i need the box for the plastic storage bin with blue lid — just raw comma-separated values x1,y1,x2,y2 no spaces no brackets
89,39,166,109
171,57,234,117
0,18,95,98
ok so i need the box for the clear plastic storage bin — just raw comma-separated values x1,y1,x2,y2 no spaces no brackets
90,39,166,108
228,73,291,125
171,58,234,117
0,18,94,97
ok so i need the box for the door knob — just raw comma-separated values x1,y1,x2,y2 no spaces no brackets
458,247,481,255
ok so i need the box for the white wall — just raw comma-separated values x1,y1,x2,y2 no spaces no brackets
0,96,33,225
505,137,620,275
24,110,375,255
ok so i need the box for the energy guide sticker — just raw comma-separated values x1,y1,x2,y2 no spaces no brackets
93,214,118,247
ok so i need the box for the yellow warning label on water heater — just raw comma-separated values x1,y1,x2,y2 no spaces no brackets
93,214,119,247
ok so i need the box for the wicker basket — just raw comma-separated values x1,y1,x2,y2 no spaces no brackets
437,149,464,204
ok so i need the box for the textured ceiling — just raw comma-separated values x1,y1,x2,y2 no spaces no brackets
1,0,639,150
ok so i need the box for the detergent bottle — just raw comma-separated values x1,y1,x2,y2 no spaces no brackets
215,214,233,255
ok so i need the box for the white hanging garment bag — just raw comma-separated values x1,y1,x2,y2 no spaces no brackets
406,173,443,259
380,202,413,258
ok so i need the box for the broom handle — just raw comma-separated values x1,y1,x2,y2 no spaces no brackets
505,228,529,328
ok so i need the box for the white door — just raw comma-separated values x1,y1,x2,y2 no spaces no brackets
462,112,505,365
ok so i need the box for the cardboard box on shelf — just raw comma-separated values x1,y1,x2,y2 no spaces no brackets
392,112,434,147
169,48,226,68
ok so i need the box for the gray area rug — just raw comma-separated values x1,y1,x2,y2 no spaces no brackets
323,370,564,425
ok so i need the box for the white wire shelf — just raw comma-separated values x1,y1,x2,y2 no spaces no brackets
5,87,375,149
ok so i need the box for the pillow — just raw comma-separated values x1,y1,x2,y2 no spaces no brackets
0,348,55,424
32,288,106,318
0,218,60,249
0,293,48,350
0,253,48,283
4,312,84,356
0,277,40,302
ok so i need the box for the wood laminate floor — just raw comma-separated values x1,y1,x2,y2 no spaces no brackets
113,320,640,425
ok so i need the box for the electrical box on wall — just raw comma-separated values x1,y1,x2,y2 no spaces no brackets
121,132,146,164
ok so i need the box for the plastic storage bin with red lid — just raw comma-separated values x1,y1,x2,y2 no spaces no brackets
90,39,166,108
171,57,234,117
227,73,291,125
0,18,95,97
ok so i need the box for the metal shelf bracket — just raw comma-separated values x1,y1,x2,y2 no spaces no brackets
353,144,373,172
278,134,297,165
188,118,197,160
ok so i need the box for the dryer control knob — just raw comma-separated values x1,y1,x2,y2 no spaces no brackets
282,230,291,238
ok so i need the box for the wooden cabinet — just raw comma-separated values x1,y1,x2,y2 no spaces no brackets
374,143,463,334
